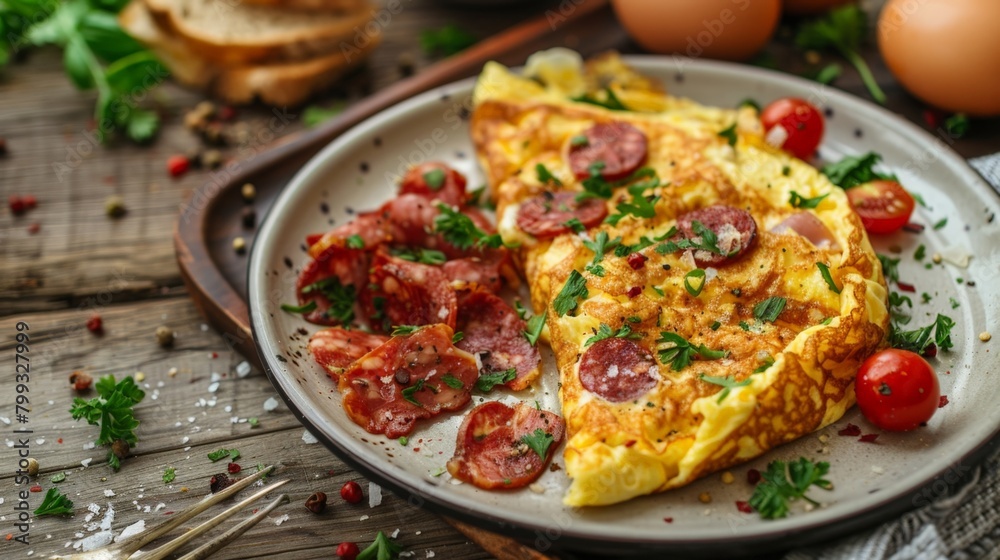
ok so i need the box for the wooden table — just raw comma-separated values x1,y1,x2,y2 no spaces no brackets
1,1,998,559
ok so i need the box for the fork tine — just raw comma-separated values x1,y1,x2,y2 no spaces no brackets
130,479,290,560
174,493,290,560
111,465,278,557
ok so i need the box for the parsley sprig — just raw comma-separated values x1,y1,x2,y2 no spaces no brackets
571,87,628,111
655,222,729,257
523,311,547,346
606,177,661,226
749,458,832,519
390,246,446,265
789,191,829,209
70,375,145,470
655,332,728,371
34,488,74,517
434,203,504,250
357,530,404,560
300,277,356,324
553,270,588,317
475,368,516,392
796,5,886,104
699,374,752,403
10,0,167,142
821,152,897,189
889,313,955,354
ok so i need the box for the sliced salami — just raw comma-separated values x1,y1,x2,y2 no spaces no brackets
455,290,540,391
309,327,389,379
441,251,507,293
339,324,479,438
578,338,659,403
307,211,391,258
568,121,648,181
399,162,468,207
296,245,368,326
363,247,457,332
674,205,758,267
446,402,565,490
516,191,608,238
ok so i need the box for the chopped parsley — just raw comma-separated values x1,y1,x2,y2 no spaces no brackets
300,277,356,324
571,87,628,111
514,300,528,320
553,270,588,317
820,152,897,189
789,191,830,209
816,262,841,294
921,292,933,304
656,332,728,372
441,374,464,389
933,217,948,230
280,301,317,314
451,331,464,344
207,448,240,462
584,323,640,347
34,488,74,517
475,368,516,392
739,98,761,112
523,311,547,346
606,177,661,226
582,230,622,265
889,313,955,353
535,163,563,186
753,297,787,323
749,458,832,519
877,254,900,284
564,217,585,233
753,354,776,373
520,428,555,459
950,297,960,310
718,123,738,146
422,168,446,190
51,472,66,483
401,379,426,406
346,234,365,249
570,134,589,147
468,185,487,207
390,246,447,265
914,244,926,261
888,291,913,324
655,221,728,257
434,203,504,249
579,161,614,200
391,325,421,336
399,436,408,446
163,467,176,483
684,269,706,297
710,321,722,331
698,374,751,403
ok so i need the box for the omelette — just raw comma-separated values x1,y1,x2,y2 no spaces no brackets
470,50,889,507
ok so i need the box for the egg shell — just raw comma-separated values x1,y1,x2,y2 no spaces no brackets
611,0,781,61
878,0,1000,116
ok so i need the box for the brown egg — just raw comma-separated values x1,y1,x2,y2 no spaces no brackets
879,0,1000,116
783,0,854,16
611,0,781,61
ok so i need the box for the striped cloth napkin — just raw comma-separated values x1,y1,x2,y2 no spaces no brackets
786,152,1000,560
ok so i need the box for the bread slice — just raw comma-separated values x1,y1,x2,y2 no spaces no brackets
142,0,374,65
120,1,379,106
240,0,369,13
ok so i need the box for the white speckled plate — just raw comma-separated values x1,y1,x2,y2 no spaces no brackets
248,56,1000,556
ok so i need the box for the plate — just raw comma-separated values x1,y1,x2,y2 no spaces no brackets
248,56,1000,556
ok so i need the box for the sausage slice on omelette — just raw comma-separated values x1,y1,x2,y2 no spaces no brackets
470,50,889,507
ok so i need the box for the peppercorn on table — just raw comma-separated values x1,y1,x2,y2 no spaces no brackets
2,1,999,559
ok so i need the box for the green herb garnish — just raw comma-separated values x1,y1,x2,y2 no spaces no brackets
718,123,738,146
584,323,640,347
753,297,787,323
684,269,706,297
441,374,464,389
553,270,588,317
207,448,240,462
69,375,145,470
816,262,841,294
391,325,421,336
571,87,628,111
357,530,404,560
796,5,885,104
280,301,317,314
423,168,446,190
699,373,752,403
401,379,426,407
346,234,365,249
390,246,447,265
820,152,897,189
301,277,356,324
535,163,563,186
420,24,476,56
523,311,547,346
789,191,830,209
475,368,516,392
162,467,175,484
656,332,728,372
520,429,555,459
34,488,74,517
749,458,832,519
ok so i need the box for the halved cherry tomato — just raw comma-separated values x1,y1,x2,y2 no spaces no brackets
846,180,915,234
760,98,825,160
855,349,940,431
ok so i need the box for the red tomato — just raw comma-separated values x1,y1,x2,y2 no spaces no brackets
846,180,915,234
855,349,940,431
760,98,825,160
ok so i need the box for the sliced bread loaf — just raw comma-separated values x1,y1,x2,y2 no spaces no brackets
142,0,375,66
120,1,380,106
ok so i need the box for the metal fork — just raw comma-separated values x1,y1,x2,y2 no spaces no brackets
52,465,289,560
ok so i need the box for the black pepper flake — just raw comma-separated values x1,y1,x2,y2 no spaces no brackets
284,257,293,269
854,128,863,138
241,207,256,229
276,354,288,362
319,202,329,214
674,73,684,83
374,137,382,147
359,162,369,173
824,107,834,118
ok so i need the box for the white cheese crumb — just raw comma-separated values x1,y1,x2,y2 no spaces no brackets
871,466,885,475
263,397,280,412
103,489,115,497
529,483,545,494
368,483,382,507
80,458,93,467
273,514,290,526
391,529,400,538
426,552,435,558
115,520,145,542
224,405,232,413
302,430,318,444
606,364,619,378
75,531,112,551
359,514,370,521
207,382,220,393
181,437,190,445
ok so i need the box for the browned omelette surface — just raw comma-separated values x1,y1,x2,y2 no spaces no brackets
470,53,889,506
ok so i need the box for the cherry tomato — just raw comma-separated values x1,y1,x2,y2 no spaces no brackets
760,97,825,160
336,542,360,560
855,349,940,431
340,480,363,504
846,180,915,234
